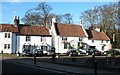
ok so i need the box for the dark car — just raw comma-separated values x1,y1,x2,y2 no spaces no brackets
35,49,43,56
66,50,78,56
87,50,102,55
47,50,55,55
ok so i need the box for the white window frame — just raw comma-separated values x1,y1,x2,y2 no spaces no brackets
26,36,31,41
4,33,10,38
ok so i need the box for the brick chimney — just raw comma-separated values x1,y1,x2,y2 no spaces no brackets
95,25,100,32
14,16,20,33
14,16,20,27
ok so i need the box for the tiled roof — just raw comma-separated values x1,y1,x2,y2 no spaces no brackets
19,25,50,35
55,23,86,37
0,24,50,36
86,30,110,40
0,24,18,32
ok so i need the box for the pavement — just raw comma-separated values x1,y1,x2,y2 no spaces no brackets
35,57,120,72
4,58,119,75
1,54,120,75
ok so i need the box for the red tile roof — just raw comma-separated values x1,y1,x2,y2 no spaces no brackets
55,24,86,37
86,30,110,40
0,24,18,32
19,25,50,35
0,24,50,35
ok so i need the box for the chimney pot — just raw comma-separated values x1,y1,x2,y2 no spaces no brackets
52,16,56,23
95,25,100,32
14,16,17,19
18,16,20,20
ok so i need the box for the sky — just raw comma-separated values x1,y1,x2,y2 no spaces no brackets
1,1,116,24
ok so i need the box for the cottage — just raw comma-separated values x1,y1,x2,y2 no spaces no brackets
0,16,52,54
51,17,89,54
0,16,112,55
86,26,112,53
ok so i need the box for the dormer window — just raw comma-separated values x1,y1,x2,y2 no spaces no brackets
62,37,67,41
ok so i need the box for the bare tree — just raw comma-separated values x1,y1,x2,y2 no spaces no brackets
22,2,52,26
80,3,119,48
63,13,73,24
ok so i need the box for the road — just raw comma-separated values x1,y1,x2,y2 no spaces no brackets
2,59,71,75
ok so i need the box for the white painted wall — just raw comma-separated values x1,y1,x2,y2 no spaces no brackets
0,32,4,53
0,32,12,54
55,36,88,53
17,35,52,53
87,40,111,52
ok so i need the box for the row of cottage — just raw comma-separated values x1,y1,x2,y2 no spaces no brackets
0,16,112,54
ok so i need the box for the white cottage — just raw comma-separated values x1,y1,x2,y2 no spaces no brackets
0,24,18,54
0,16,52,54
86,26,112,52
51,17,89,54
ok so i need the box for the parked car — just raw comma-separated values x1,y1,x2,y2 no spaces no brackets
104,49,120,55
22,50,33,56
35,49,44,56
47,50,55,55
87,50,102,55
66,50,78,56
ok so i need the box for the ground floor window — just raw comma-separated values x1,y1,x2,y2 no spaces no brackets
4,44,10,49
41,46,47,51
23,45,30,50
4,44,7,49
102,46,105,50
64,44,68,49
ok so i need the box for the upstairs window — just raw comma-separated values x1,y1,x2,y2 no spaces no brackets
106,40,108,43
62,37,67,41
4,33,10,38
5,33,7,38
26,36,31,41
79,37,82,41
8,33,10,38
41,36,46,42
92,40,94,43
101,40,103,43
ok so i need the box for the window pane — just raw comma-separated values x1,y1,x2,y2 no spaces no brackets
106,41,108,43
8,33,10,38
41,37,46,42
4,44,7,49
26,36,31,41
79,37,82,41
101,40,103,43
5,33,7,38
8,44,10,49
62,37,67,41
64,44,67,49
92,40,94,43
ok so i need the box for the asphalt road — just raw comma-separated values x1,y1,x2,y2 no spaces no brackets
2,60,69,75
